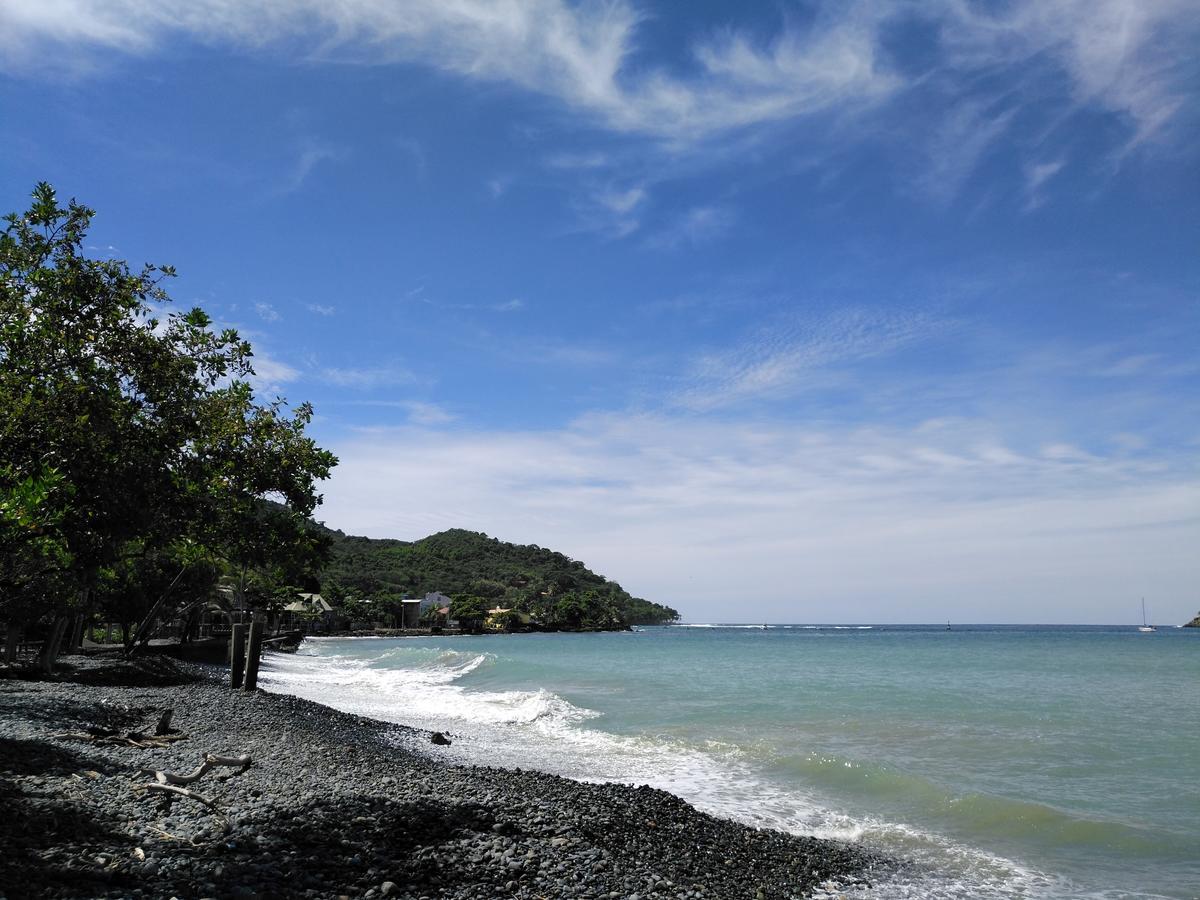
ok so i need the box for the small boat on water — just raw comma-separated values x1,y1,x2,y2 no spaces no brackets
1138,599,1157,633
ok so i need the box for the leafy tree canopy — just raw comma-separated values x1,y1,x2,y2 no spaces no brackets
0,183,337,664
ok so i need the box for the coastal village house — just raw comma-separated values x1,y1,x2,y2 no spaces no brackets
400,591,453,628
280,593,340,633
485,607,532,631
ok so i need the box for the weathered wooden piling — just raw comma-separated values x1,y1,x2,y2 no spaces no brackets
242,620,264,691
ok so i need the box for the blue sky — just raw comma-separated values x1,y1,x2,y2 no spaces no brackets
3,1,1198,624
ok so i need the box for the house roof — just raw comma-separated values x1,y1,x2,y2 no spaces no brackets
285,594,333,614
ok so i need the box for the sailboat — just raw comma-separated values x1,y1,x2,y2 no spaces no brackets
1138,598,1157,633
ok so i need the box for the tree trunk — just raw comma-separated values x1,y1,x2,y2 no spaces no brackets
120,621,134,652
74,596,96,649
3,623,23,665
126,567,187,658
39,616,69,674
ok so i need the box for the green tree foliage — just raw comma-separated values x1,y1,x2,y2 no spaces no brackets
0,183,336,667
450,595,490,634
318,528,679,628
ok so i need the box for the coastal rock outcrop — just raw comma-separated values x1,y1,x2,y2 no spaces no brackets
1183,612,1200,628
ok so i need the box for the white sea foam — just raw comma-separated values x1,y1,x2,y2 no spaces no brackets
257,644,1158,900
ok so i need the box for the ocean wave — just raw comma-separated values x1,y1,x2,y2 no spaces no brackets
261,648,592,728
258,641,1170,900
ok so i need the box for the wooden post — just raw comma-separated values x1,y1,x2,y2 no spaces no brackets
229,623,248,689
242,620,264,691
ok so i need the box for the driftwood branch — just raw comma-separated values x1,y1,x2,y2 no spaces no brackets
143,782,217,808
139,753,251,785
134,752,252,841
53,706,187,748
54,729,188,749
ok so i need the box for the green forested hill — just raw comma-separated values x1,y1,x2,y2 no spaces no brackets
317,527,679,627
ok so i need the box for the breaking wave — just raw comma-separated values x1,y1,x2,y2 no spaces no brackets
258,640,1175,899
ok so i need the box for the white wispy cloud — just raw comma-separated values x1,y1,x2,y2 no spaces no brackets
937,0,1200,148
0,0,898,143
316,412,1200,623
406,294,526,313
645,205,734,250
400,401,455,426
281,139,345,193
254,301,281,322
677,307,944,411
487,175,514,199
321,365,415,389
545,151,611,169
575,184,647,237
394,136,427,178
3,0,1193,204
595,186,645,215
915,99,1017,206
306,303,336,316
1023,158,1066,210
1093,353,1158,377
343,399,457,425
248,350,301,396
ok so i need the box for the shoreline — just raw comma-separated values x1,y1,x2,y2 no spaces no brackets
1,653,887,899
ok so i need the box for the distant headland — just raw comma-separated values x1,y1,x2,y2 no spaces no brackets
315,525,680,632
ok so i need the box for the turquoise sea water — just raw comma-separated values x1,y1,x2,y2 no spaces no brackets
260,625,1200,898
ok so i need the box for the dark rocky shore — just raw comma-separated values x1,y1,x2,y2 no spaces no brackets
0,654,886,899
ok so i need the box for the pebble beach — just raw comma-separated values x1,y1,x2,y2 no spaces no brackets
0,654,883,899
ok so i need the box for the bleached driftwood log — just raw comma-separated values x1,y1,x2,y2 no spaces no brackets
135,752,252,840
139,753,251,785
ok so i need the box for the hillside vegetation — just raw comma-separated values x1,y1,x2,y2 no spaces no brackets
319,527,679,628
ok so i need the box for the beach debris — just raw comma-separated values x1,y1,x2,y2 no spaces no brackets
54,706,188,748
138,752,251,786
134,751,253,840
143,782,219,809
430,731,452,745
